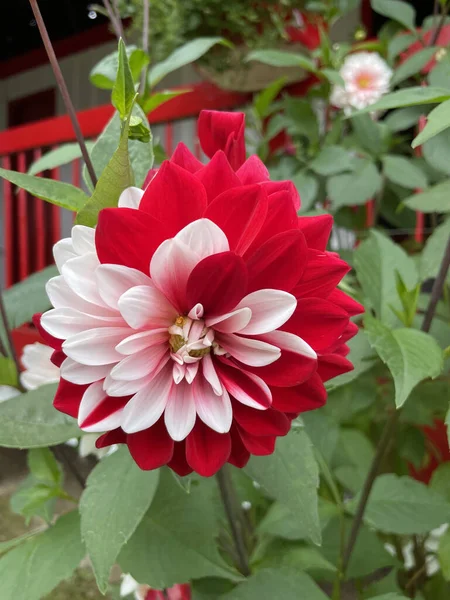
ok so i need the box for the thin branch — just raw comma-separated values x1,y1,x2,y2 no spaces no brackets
140,0,150,93
429,0,449,46
112,0,126,39
216,466,250,577
422,236,450,333
54,445,86,490
0,291,25,392
103,0,125,42
28,0,97,189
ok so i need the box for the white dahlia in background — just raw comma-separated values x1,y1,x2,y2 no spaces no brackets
120,573,190,600
330,51,392,113
20,342,114,459
0,385,20,402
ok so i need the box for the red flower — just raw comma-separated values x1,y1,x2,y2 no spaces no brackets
400,25,450,74
36,110,362,477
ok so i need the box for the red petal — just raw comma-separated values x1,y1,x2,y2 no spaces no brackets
270,373,327,412
195,151,241,203
143,168,158,188
96,427,127,448
236,155,269,184
139,161,207,234
204,184,268,255
127,419,174,470
237,427,276,456
51,350,66,368
170,142,203,173
33,313,62,351
232,401,290,436
262,180,300,210
215,359,272,409
186,420,231,476
246,229,307,293
281,298,349,353
168,441,193,477
328,289,364,316
297,214,333,251
186,251,247,316
292,249,350,299
53,378,88,418
325,321,359,354
80,395,129,429
96,208,171,275
228,425,250,468
317,353,353,382
198,110,246,170
244,348,317,387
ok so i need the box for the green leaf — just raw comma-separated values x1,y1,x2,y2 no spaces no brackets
253,77,288,119
254,539,337,573
430,463,450,503
119,469,239,588
149,37,227,88
326,331,377,391
90,44,149,89
246,49,316,72
413,99,450,147
438,530,450,581
0,529,45,555
128,115,151,143
365,316,443,408
85,105,153,191
245,429,321,545
0,357,18,387
354,230,418,325
3,265,56,329
283,97,319,145
0,167,88,212
76,120,134,227
10,479,56,524
80,448,159,593
0,512,85,600
423,128,450,175
446,407,450,448
27,142,95,176
292,171,318,212
429,55,450,90
222,568,328,600
388,33,417,62
385,106,429,133
403,179,450,212
371,0,416,31
327,159,382,209
351,114,384,155
391,47,438,86
310,145,354,176
382,155,428,189
0,383,79,448
420,219,450,280
28,448,62,486
142,89,190,114
320,69,345,86
367,595,408,599
347,474,450,534
112,39,136,120
351,87,450,115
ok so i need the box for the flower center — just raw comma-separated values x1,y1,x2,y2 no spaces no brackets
356,73,374,89
168,315,214,364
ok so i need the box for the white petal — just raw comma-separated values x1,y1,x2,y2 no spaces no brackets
115,329,169,355
61,358,112,385
118,186,144,209
188,303,204,320
20,342,54,370
53,238,76,272
118,284,176,329
185,362,199,384
41,307,124,339
237,290,297,335
201,353,222,395
206,307,252,333
217,333,281,367
63,327,130,365
257,330,317,359
61,253,106,307
109,345,168,381
220,367,271,410
175,218,229,258
78,381,125,433
46,277,117,316
150,238,199,312
103,373,154,397
0,385,21,402
193,377,232,433
96,264,152,309
121,364,173,433
164,380,196,441
71,225,95,255
120,574,139,597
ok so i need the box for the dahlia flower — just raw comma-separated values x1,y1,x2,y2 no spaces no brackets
36,110,362,476
120,574,190,600
331,51,392,113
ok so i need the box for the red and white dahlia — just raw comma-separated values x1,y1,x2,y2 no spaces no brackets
36,110,362,477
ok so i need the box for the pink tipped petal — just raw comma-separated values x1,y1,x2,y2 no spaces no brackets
53,238,76,271
236,289,297,335
236,155,270,184
204,185,268,256
139,161,207,235
216,333,280,367
95,264,151,309
186,420,231,476
297,214,333,251
193,376,232,433
186,252,248,317
215,359,272,409
61,358,112,385
195,151,241,203
170,142,203,173
71,225,95,255
175,218,229,258
118,284,177,330
118,186,144,209
198,110,245,169
103,372,155,397
121,363,173,433
41,307,123,339
62,327,130,366
201,354,222,395
109,345,168,381
115,329,169,355
206,308,252,334
164,380,197,441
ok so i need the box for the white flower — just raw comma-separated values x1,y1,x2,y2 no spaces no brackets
120,574,150,600
331,52,392,113
0,385,20,403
